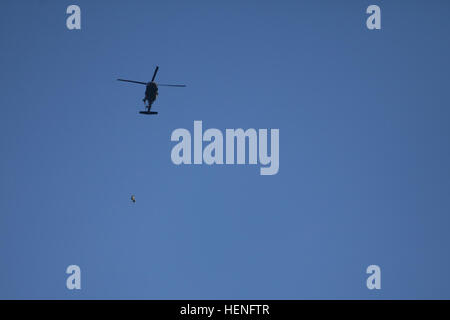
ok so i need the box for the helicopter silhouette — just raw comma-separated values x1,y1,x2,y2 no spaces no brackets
117,66,186,115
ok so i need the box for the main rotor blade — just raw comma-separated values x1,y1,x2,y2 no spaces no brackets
117,79,147,85
151,66,159,82
158,84,186,87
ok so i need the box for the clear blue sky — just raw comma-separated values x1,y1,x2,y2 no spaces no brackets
1,0,450,299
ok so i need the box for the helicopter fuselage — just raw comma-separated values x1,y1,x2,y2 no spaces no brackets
145,81,158,106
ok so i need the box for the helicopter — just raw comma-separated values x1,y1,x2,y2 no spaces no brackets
117,66,186,115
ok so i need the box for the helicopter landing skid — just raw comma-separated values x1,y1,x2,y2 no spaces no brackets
139,111,158,115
